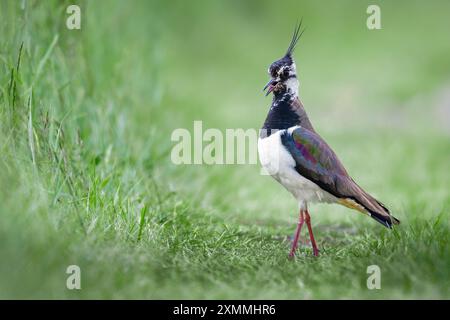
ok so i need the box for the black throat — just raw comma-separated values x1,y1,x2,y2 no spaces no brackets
261,91,313,138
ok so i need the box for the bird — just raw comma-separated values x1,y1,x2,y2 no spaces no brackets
258,22,400,258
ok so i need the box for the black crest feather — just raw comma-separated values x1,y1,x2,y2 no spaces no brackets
285,19,305,57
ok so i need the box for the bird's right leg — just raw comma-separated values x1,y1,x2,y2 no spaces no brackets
289,209,305,258
304,209,319,257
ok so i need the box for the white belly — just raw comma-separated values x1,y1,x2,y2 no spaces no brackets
258,128,337,204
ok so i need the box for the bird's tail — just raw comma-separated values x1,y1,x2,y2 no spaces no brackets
339,180,400,229
369,202,400,229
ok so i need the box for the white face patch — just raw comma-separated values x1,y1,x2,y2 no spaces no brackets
289,63,297,76
283,62,298,97
285,77,299,97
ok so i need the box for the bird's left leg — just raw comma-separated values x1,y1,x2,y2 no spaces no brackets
304,209,319,257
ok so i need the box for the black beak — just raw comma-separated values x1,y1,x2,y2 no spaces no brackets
263,79,277,96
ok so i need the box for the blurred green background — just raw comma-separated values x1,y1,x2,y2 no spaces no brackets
0,0,449,299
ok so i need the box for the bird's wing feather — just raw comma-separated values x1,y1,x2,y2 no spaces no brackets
280,126,399,227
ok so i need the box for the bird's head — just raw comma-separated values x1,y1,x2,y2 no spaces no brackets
263,22,305,97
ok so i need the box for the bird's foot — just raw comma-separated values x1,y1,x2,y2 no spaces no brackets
312,248,320,257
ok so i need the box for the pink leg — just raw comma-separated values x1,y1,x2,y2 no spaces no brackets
304,210,319,256
289,210,305,258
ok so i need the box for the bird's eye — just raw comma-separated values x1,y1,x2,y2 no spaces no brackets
281,68,290,78
271,69,278,78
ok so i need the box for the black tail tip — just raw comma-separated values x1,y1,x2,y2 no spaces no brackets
392,216,400,225
371,213,400,229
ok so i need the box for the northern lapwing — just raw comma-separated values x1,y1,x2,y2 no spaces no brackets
258,22,400,257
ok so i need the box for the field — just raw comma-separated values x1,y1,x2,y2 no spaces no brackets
0,0,449,299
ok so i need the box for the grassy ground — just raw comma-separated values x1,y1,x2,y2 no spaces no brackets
0,0,449,299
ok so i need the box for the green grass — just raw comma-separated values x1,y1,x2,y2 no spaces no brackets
0,0,449,299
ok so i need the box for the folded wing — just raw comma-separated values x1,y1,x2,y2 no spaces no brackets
280,127,400,228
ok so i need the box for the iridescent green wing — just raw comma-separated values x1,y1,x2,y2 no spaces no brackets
280,126,398,228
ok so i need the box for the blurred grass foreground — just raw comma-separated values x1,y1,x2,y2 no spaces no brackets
0,0,449,299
